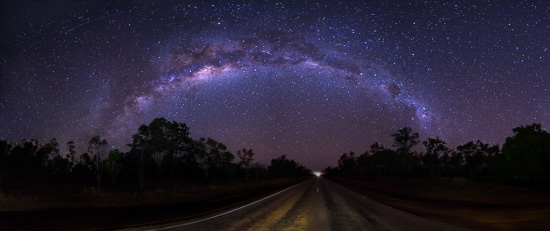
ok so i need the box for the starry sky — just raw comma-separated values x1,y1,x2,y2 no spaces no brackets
1,0,549,170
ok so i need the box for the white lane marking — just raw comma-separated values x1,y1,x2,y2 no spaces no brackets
145,180,309,231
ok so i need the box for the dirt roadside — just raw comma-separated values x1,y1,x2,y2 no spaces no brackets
328,176,550,231
0,177,309,231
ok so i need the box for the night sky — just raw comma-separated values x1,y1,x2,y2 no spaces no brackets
1,1,549,170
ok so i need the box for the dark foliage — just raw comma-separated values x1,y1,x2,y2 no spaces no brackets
326,124,550,182
0,118,308,193
268,155,308,178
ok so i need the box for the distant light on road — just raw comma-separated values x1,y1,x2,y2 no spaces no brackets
313,171,322,177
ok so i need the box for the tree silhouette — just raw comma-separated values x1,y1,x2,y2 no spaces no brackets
4,116,548,195
457,140,492,178
190,137,236,183
369,142,385,154
105,149,122,186
237,148,255,181
88,136,108,190
370,148,400,177
268,155,306,178
485,144,500,178
71,152,94,184
391,127,420,155
206,138,234,183
502,123,550,179
0,140,9,172
422,137,451,176
129,124,149,190
1,117,319,193
251,162,267,180
4,139,40,189
48,149,71,182
129,118,193,184
337,152,357,175
448,151,464,178
67,140,77,167
391,127,420,176
167,121,192,180
193,138,210,180
216,148,235,183
148,118,172,180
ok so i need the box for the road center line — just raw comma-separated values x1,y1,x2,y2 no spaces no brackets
146,179,309,231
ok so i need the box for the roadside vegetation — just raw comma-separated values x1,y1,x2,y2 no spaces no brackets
326,123,550,182
0,117,309,212
326,123,550,230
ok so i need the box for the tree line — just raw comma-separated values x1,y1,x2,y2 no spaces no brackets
326,123,550,180
0,118,308,193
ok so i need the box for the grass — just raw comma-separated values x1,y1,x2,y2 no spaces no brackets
0,178,307,212
0,177,310,230
328,176,550,231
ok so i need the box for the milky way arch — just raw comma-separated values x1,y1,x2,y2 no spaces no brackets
106,31,437,141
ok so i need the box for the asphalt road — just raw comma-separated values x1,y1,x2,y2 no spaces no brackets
124,177,470,231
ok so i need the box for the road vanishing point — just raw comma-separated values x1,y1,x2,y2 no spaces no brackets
122,177,470,231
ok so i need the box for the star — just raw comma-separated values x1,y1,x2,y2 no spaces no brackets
1,0,548,170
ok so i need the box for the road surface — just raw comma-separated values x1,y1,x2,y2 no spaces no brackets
124,177,470,231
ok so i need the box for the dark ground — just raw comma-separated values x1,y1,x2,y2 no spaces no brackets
3,176,548,230
133,177,469,231
328,176,550,231
0,177,308,230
